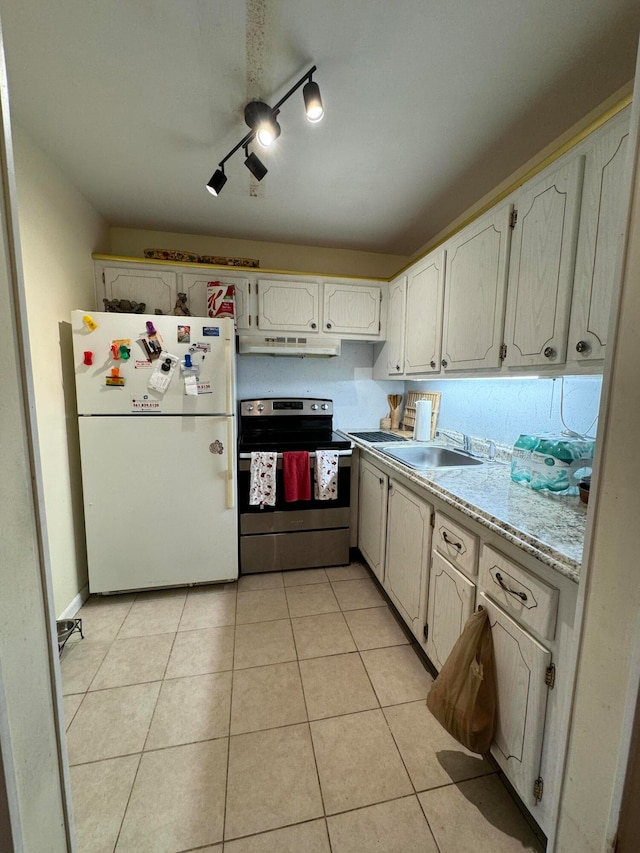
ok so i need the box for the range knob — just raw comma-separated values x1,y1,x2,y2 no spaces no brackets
246,404,254,412
257,404,265,412
321,403,329,410
311,403,319,411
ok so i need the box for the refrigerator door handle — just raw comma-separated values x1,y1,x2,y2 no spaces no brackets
226,415,235,510
224,328,233,417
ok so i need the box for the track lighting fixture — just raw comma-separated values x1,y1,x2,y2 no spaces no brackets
205,65,323,196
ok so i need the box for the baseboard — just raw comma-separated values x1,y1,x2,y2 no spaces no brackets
57,584,89,621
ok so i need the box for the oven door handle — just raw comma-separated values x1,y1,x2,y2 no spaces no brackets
238,450,352,461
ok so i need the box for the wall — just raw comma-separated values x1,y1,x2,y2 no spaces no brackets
13,125,109,617
408,375,602,447
237,342,399,430
0,87,68,849
555,51,640,853
109,227,408,279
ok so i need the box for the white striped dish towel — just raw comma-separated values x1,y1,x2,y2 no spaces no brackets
249,451,277,507
314,450,339,500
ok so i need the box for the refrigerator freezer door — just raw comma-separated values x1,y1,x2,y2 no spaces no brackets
79,415,238,592
71,310,235,415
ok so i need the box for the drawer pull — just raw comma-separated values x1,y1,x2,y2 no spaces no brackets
442,531,462,551
495,572,528,602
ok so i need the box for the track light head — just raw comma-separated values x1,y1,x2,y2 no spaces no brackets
206,167,227,196
244,100,281,148
303,80,324,123
244,151,268,181
256,116,281,148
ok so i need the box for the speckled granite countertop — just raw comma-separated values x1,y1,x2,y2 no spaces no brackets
342,431,587,583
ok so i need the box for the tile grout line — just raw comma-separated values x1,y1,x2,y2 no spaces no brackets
415,788,444,853
92,592,140,853
285,591,334,852
138,593,189,752
221,580,239,846
111,590,186,852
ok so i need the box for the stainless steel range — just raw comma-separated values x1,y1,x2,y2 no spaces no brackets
237,398,352,574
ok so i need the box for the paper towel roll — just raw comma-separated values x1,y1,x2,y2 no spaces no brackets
414,400,432,441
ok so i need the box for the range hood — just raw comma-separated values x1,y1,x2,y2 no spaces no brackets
237,335,341,357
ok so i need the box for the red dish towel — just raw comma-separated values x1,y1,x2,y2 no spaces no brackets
283,451,311,502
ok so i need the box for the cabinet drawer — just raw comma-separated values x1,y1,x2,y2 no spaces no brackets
479,546,558,640
434,512,479,576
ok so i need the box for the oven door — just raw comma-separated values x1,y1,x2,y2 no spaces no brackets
237,452,352,572
238,452,351,522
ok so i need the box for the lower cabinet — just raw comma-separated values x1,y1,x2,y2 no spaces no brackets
356,451,576,842
425,551,475,669
357,458,388,583
384,479,432,641
479,593,552,813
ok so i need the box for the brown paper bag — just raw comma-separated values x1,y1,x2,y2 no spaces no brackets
426,606,497,754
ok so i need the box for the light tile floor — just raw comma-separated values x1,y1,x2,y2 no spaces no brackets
61,562,545,853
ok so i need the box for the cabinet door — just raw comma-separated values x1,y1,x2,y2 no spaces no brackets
569,109,630,362
257,279,319,333
358,459,388,582
100,266,176,315
384,480,432,639
405,250,445,375
181,273,252,329
323,282,382,337
503,155,585,368
442,204,512,371
385,276,406,375
479,593,552,812
426,552,475,669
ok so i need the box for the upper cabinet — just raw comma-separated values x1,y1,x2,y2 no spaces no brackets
442,204,512,371
379,104,630,380
405,250,445,375
503,155,585,370
257,279,320,333
568,107,630,362
323,281,382,337
384,276,407,375
101,266,176,315
95,260,385,341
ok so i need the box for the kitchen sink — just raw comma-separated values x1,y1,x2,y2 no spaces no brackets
380,445,483,468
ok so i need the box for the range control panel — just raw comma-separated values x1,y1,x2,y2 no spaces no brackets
239,398,333,417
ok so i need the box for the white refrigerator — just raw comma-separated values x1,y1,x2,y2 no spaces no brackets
71,309,238,593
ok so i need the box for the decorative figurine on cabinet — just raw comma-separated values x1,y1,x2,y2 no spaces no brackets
173,292,192,316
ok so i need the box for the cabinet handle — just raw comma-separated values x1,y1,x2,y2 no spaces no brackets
396,364,401,371
543,346,556,359
495,572,528,602
576,340,590,354
441,359,448,368
442,531,462,551
326,322,332,329
311,322,317,329
379,478,384,485
430,360,436,369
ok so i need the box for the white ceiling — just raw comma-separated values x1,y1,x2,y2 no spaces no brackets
2,0,639,256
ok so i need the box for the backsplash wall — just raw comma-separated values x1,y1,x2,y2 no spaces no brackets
236,342,399,430
408,375,603,446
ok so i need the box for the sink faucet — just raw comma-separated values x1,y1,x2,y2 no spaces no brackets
438,430,472,453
